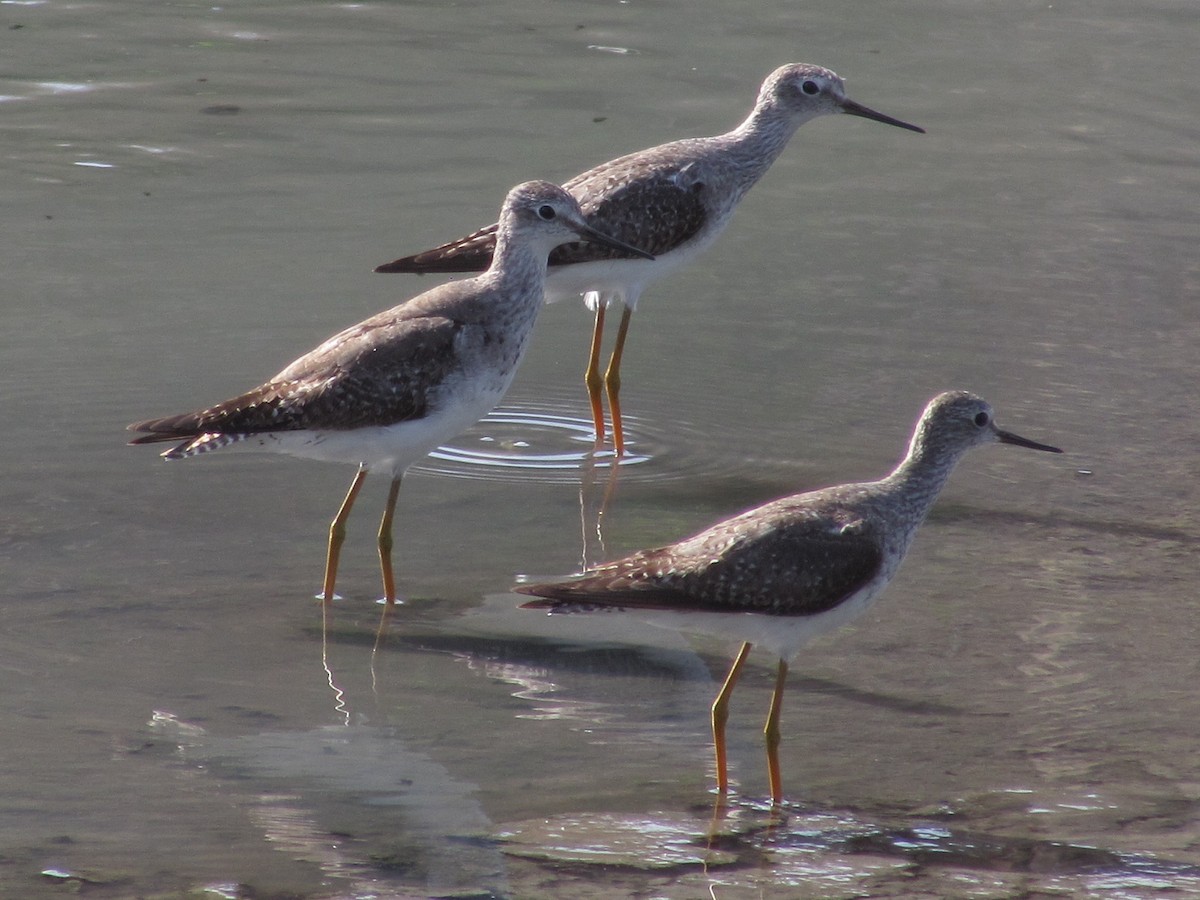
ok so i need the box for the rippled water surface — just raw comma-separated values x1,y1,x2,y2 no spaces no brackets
3,0,1198,897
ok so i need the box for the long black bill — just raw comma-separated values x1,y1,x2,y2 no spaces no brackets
997,429,1063,454
576,223,655,261
841,98,925,134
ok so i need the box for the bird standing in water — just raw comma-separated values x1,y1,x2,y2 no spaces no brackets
518,391,1061,803
129,181,653,604
376,63,924,456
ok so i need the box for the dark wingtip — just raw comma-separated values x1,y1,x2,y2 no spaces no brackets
126,419,160,442
513,582,562,609
126,414,199,447
374,258,418,274
374,255,492,274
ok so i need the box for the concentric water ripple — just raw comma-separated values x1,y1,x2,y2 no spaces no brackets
410,391,755,485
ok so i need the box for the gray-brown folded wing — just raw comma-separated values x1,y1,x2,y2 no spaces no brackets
519,504,883,617
129,314,465,441
375,156,707,274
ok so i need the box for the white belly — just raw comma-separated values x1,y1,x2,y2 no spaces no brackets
543,229,721,311
615,578,891,663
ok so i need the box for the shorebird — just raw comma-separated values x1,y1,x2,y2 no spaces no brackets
376,63,924,455
129,181,653,604
517,391,1062,803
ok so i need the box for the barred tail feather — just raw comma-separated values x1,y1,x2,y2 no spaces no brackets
160,432,248,459
127,417,249,460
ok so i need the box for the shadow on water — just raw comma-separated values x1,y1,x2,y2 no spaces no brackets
259,622,1200,896
324,622,969,720
137,647,1200,900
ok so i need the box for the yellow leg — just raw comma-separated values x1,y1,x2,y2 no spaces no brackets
603,306,634,457
764,658,789,806
711,641,753,796
377,475,402,604
322,466,368,603
584,304,607,446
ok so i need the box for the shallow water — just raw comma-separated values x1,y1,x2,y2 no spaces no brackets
3,0,1199,897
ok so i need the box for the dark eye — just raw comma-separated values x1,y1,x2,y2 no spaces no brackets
973,412,990,427
537,205,556,221
801,80,819,96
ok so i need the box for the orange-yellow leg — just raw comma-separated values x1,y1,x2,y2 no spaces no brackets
584,304,607,446
603,306,634,457
322,466,368,603
377,475,402,604
711,641,753,795
764,658,789,806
